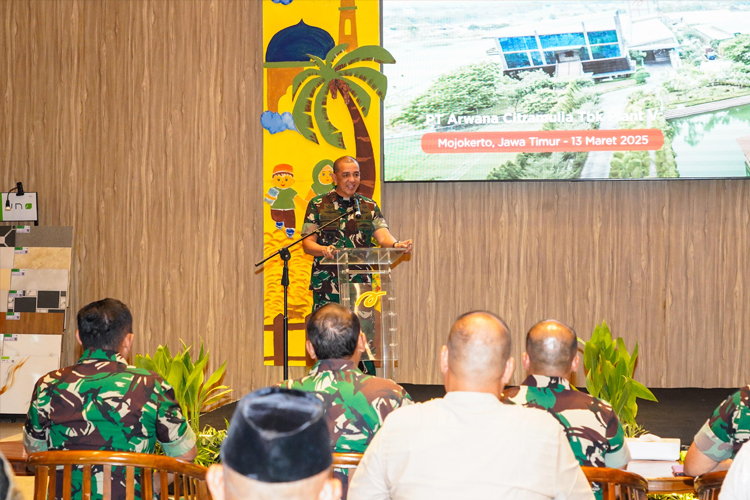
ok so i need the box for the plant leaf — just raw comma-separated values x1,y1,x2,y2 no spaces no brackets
202,362,228,396
185,356,208,408
334,45,396,72
340,67,388,102
583,338,598,372
203,390,233,408
313,85,345,149
616,337,631,366
198,339,206,363
613,379,633,418
165,357,186,394
292,68,322,98
325,43,349,66
631,379,658,401
340,77,374,117
292,77,326,144
628,342,639,376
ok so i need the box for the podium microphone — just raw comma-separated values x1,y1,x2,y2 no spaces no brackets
354,197,362,220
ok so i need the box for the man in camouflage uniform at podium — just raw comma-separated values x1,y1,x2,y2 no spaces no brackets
302,156,411,310
302,156,411,373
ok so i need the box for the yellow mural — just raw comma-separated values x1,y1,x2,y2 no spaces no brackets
261,0,384,366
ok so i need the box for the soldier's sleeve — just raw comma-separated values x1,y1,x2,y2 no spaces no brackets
371,202,389,231
302,198,320,235
398,386,414,407
694,390,744,462
603,413,631,468
23,378,49,453
154,380,196,457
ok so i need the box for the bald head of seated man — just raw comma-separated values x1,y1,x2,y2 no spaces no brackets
441,311,515,396
207,387,341,500
503,320,631,476
348,311,595,500
524,319,580,377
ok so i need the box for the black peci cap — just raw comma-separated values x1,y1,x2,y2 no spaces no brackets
221,387,332,483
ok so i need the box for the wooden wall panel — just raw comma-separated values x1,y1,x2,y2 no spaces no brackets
384,180,750,387
0,0,298,402
2,0,749,396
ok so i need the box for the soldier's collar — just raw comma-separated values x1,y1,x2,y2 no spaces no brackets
332,191,361,203
333,190,349,201
78,348,128,365
524,374,572,390
310,358,358,374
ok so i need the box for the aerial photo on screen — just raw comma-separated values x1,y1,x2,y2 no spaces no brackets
382,0,750,181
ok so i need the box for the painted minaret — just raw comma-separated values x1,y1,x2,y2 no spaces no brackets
339,0,359,51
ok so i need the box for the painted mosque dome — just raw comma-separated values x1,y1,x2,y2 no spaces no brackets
266,20,336,63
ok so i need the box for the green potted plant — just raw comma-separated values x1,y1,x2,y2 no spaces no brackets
136,340,231,466
580,321,658,437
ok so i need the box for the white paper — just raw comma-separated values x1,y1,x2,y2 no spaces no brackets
627,460,681,478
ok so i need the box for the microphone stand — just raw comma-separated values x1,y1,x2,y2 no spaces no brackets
255,206,355,380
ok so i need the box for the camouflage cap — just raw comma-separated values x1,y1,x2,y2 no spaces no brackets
221,387,332,483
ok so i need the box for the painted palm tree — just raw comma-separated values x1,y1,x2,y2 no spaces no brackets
291,43,395,199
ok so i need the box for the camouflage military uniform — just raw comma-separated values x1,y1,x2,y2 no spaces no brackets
280,358,413,499
23,349,196,500
694,385,750,462
503,375,630,500
302,191,389,311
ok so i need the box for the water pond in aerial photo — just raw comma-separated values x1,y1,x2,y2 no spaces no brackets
669,104,750,178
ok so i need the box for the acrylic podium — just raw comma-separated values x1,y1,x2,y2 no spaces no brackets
321,248,406,381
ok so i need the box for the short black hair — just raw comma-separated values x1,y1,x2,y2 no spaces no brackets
77,298,133,350
307,303,360,360
332,156,358,176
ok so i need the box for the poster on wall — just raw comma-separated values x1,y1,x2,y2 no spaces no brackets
261,0,385,366
382,0,750,181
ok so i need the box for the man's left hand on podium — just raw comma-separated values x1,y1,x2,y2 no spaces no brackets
394,239,413,254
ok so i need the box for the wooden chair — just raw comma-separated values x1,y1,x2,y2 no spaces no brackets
27,450,210,500
581,466,648,500
331,452,363,472
694,470,727,500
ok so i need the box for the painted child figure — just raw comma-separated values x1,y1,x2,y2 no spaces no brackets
264,163,305,238
306,159,334,200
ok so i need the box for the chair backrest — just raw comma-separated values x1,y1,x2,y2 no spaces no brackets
332,452,363,472
581,466,649,500
28,450,210,500
694,470,727,500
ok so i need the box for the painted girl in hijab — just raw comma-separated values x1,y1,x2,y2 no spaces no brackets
306,159,334,201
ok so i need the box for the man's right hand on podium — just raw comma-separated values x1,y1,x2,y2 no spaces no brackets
322,245,338,260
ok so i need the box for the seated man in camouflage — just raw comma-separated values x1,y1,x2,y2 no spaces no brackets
207,387,342,500
684,385,750,476
280,303,413,498
23,298,197,499
503,320,630,499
